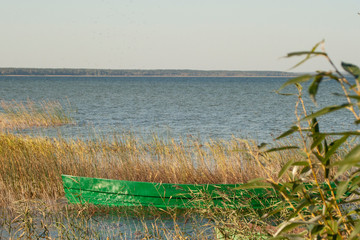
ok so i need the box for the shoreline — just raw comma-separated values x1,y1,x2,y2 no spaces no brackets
0,74,297,78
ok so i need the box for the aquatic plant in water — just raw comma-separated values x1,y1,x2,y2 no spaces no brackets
0,99,73,130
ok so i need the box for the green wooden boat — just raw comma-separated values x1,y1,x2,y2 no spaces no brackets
62,175,280,209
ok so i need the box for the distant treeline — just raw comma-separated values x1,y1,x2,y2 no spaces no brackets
0,68,296,77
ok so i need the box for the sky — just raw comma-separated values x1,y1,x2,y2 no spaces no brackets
0,0,359,72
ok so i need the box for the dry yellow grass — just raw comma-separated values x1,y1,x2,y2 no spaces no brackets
0,133,301,206
0,99,73,130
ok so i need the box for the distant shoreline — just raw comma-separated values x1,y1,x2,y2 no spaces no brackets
0,68,298,78
0,74,297,78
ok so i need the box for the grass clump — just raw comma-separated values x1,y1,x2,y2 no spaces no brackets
0,99,73,130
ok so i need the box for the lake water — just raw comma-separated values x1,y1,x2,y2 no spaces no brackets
0,76,354,143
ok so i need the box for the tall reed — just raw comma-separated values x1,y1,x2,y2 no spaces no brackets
0,132,301,206
0,99,73,130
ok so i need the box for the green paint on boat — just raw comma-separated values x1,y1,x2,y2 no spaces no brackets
62,175,350,209
61,175,281,209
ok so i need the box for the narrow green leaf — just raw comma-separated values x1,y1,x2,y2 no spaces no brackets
292,161,309,166
286,50,327,69
266,146,299,153
344,144,360,163
310,118,324,153
324,138,328,154
278,160,295,179
333,93,360,101
300,166,311,174
270,182,287,193
336,180,350,200
310,224,325,236
311,40,324,52
289,200,310,219
311,118,320,134
295,83,303,91
301,104,351,122
315,71,340,80
276,92,297,96
323,135,350,165
341,62,360,80
278,75,313,92
321,131,360,136
310,134,326,151
336,144,360,176
286,51,327,58
309,75,323,103
275,222,304,236
276,126,299,140
293,184,306,195
312,151,324,162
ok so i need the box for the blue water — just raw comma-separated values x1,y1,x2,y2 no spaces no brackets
0,76,354,143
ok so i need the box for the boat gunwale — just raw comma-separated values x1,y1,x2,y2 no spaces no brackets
62,174,277,199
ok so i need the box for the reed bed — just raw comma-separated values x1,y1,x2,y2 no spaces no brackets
0,132,304,206
0,99,73,130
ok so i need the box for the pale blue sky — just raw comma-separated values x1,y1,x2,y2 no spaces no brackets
0,0,359,71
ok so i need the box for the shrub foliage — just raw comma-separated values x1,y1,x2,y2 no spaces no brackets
251,41,360,239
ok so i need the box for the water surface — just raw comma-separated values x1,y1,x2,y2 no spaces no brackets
0,76,353,142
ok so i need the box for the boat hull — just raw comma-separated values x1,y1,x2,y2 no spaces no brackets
62,175,279,209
